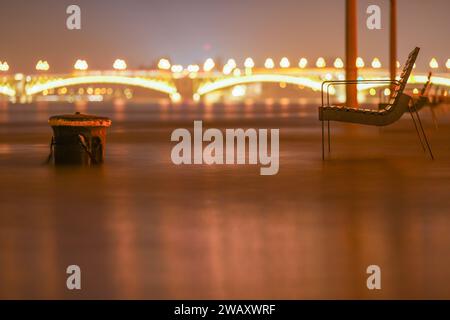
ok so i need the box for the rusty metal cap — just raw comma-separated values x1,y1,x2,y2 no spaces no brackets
48,112,112,127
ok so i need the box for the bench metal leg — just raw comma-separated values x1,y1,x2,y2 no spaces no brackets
414,107,434,160
409,108,426,153
321,120,325,160
327,120,331,155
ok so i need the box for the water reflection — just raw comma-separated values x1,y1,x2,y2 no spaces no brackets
0,102,450,298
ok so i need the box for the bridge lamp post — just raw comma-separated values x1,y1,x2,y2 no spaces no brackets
226,59,237,69
298,58,308,69
316,57,326,68
356,57,365,68
280,57,290,69
264,58,275,69
244,57,254,75
429,58,439,70
203,58,215,72
74,59,88,71
35,60,50,72
333,58,344,69
113,59,127,71
0,61,9,72
158,58,171,70
371,58,382,69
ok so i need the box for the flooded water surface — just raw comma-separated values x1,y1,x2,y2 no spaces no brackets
1,102,450,299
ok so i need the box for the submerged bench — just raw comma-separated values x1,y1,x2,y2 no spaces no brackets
318,47,433,160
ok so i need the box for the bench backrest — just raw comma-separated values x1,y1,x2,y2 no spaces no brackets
387,47,420,108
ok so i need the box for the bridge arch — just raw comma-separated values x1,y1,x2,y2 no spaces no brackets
195,74,331,96
25,75,178,97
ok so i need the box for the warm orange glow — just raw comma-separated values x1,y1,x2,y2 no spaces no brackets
280,57,290,68
158,58,171,70
429,58,439,69
203,58,215,72
333,58,344,69
113,59,127,70
36,60,50,71
298,58,308,68
356,57,365,68
315,57,326,68
74,59,88,71
244,57,255,69
264,58,275,69
371,58,381,69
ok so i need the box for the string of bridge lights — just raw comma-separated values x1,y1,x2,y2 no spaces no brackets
0,57,449,73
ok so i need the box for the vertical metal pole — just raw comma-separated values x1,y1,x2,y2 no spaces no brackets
346,0,358,108
390,0,397,82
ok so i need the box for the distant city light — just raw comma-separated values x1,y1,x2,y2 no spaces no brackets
187,64,200,73
36,60,50,71
396,61,401,68
113,59,127,70
74,59,88,71
333,58,344,69
233,68,241,77
356,57,365,68
384,88,391,96
223,64,233,75
298,58,308,68
413,88,419,95
244,57,255,69
446,59,450,69
158,58,171,70
231,85,246,97
371,58,381,69
0,61,10,72
264,58,275,69
429,58,439,69
369,88,376,96
280,57,290,68
315,57,326,68
226,59,237,69
203,58,215,72
171,64,183,73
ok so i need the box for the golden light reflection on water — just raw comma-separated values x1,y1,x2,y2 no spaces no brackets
1,102,450,298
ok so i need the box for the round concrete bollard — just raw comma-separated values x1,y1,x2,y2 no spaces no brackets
48,112,112,165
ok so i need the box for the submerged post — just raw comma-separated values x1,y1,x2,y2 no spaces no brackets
345,0,358,108
390,0,397,83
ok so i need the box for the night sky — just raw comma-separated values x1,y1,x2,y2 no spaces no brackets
0,0,449,72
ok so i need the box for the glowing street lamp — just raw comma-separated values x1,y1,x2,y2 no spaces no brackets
356,57,365,68
36,60,50,71
171,64,183,73
158,58,171,70
298,58,308,68
223,64,233,75
244,57,255,69
371,58,381,69
187,64,200,73
315,57,326,68
280,57,290,68
429,58,439,69
113,59,127,70
226,59,237,69
74,59,88,71
333,58,344,69
264,58,275,69
203,58,215,72
0,61,10,72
